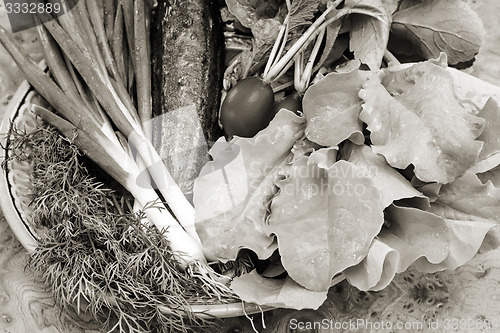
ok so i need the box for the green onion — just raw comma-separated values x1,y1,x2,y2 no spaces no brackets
0,16,217,273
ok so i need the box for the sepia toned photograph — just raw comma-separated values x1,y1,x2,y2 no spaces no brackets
0,0,499,332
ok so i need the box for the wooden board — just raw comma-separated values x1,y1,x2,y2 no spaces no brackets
1,1,500,332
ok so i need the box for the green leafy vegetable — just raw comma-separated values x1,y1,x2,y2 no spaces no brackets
391,0,485,64
359,60,485,184
469,98,500,173
430,171,500,223
230,270,328,309
288,0,320,35
344,143,426,208
384,55,500,112
477,99,500,161
343,204,494,291
194,110,306,260
267,148,384,291
343,239,398,291
382,205,461,271
302,65,368,147
346,0,392,70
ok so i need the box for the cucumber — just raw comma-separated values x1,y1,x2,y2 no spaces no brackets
151,0,224,200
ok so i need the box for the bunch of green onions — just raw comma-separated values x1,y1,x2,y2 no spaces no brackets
0,0,225,290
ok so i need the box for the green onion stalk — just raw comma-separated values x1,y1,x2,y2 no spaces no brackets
0,5,227,298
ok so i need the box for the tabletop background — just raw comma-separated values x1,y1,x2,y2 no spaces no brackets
1,1,500,332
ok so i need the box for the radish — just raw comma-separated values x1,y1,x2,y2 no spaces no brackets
220,0,344,138
220,76,275,139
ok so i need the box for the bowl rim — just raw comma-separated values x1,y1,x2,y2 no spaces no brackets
0,78,276,319
0,78,38,253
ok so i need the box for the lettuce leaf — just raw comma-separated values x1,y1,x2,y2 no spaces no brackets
343,239,399,291
230,270,328,310
414,218,495,272
469,98,500,173
380,205,451,272
359,61,485,184
429,170,500,252
346,0,392,70
343,143,426,208
193,110,305,260
430,171,500,223
383,56,500,112
302,67,369,147
478,166,500,188
391,0,484,65
343,204,494,291
266,148,384,291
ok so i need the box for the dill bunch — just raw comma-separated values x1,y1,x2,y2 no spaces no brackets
7,122,232,332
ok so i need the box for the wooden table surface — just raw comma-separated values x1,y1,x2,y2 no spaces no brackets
1,1,500,332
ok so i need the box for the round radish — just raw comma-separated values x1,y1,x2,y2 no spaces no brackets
220,76,275,138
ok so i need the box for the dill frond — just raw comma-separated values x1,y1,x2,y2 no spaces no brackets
7,122,234,332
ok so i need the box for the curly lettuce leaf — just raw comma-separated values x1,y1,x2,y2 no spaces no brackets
383,56,500,112
343,239,399,291
381,205,452,271
193,110,305,260
359,61,485,184
447,69,500,111
391,0,484,65
230,270,328,310
430,171,500,223
345,0,392,70
469,98,500,173
266,148,384,291
302,67,369,147
430,171,500,251
343,143,426,208
478,166,500,188
414,218,495,272
344,204,494,291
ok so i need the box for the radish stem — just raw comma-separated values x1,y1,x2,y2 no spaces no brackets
263,15,289,78
294,52,303,93
299,28,325,92
272,80,294,93
263,0,343,82
384,49,401,66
